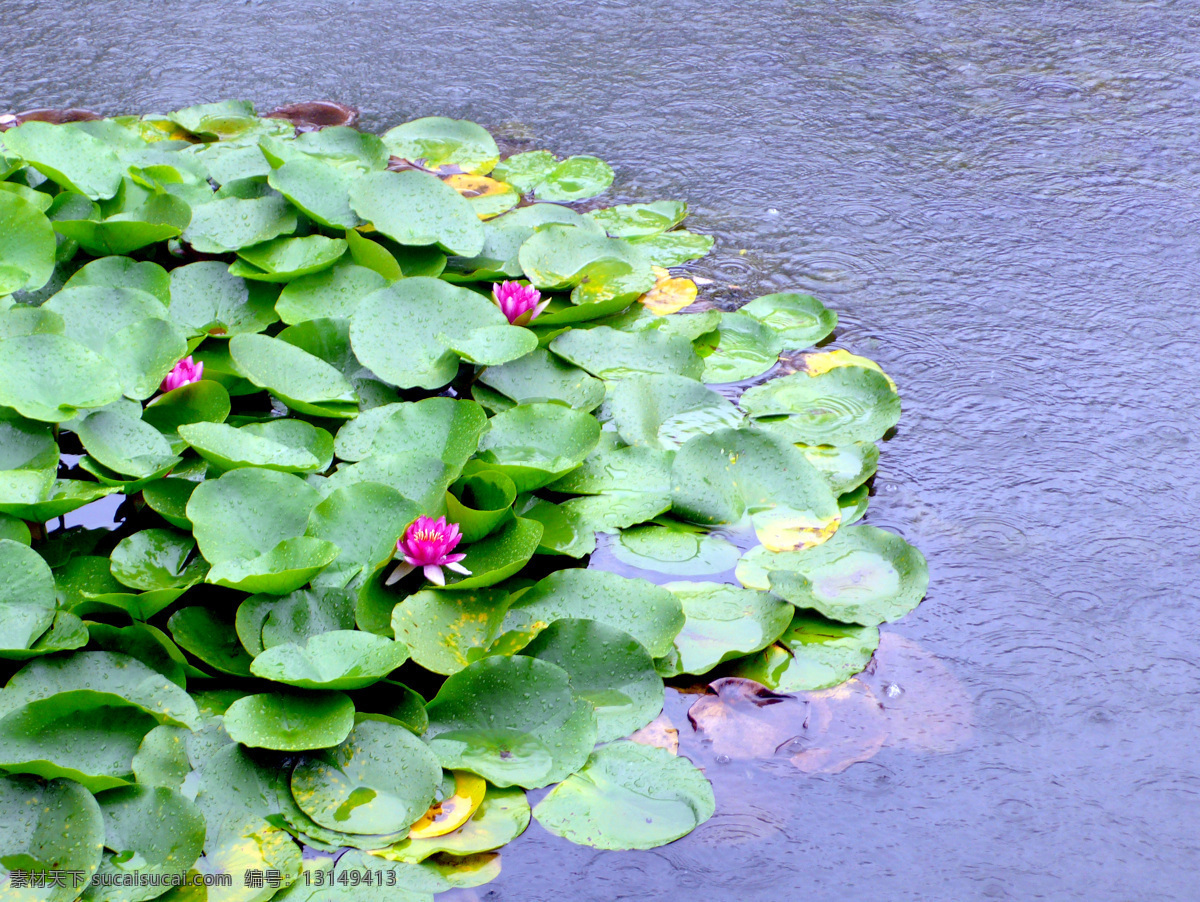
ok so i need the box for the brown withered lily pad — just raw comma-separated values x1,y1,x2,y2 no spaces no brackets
0,107,103,130
264,101,359,131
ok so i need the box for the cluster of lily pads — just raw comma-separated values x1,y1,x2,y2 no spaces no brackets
0,100,927,901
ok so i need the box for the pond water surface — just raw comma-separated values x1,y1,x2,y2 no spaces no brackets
4,1,1198,899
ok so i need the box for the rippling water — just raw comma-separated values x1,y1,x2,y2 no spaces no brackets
4,0,1199,898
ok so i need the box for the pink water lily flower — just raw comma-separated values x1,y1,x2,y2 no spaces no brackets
492,281,549,325
386,515,471,587
160,356,204,393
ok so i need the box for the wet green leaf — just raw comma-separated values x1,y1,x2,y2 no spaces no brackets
740,365,902,444
730,613,879,691
349,171,484,256
0,190,56,292
251,631,409,690
223,690,355,751
0,775,104,900
656,582,793,677
382,117,500,174
532,741,714,850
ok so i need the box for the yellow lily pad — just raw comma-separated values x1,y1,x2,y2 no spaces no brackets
638,266,697,315
801,348,897,391
408,770,487,839
444,174,520,220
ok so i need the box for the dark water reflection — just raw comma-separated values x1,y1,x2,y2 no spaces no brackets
4,0,1200,898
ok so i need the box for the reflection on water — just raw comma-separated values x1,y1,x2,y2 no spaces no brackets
5,0,1200,898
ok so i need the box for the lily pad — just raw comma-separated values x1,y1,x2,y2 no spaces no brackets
350,278,536,389
231,234,347,282
656,581,793,677
0,539,57,654
671,427,841,552
0,190,56,292
250,631,409,690
532,156,614,202
736,525,929,626
182,193,297,253
267,157,360,229
0,333,122,422
0,775,105,900
521,618,664,743
549,325,702,379
275,260,387,324
608,373,742,449
391,588,512,675
518,225,654,303
306,482,421,588
229,332,358,418
382,117,500,174
730,613,880,692
223,690,356,751
740,365,902,445
445,468,516,542
290,715,441,834
332,397,487,466
424,655,597,788
477,348,605,412
379,784,530,863
700,311,783,383
2,121,123,199
608,524,739,577
349,171,484,256
88,785,206,902
476,402,601,491
532,741,714,850
168,261,279,338
588,201,687,237
740,291,837,349
109,528,205,591
178,419,334,474
626,229,715,266
499,568,684,658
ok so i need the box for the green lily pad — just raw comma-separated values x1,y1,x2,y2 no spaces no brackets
424,655,596,788
267,157,360,229
476,402,601,491
607,373,742,449
349,171,484,256
74,407,180,478
435,515,543,590
587,201,687,237
0,190,56,292
333,397,487,465
0,413,58,507
88,785,206,902
275,260,387,324
531,156,614,202
532,741,714,850
608,523,739,577
735,525,929,626
700,311,783,383
63,256,170,301
656,582,793,677
306,482,420,589
350,277,536,389
54,193,192,256
379,784,529,863
231,235,348,282
518,225,654,303
141,379,232,445
445,468,516,542
446,203,603,280
521,618,663,743
391,588,512,675
291,715,441,834
0,539,57,653
549,325,702,379
236,586,357,656
499,568,684,658
740,292,837,349
2,121,123,199
740,365,902,444
0,775,104,900
167,606,254,676
250,631,409,690
223,690,356,751
381,117,499,174
625,229,715,266
229,332,358,417
182,193,297,253
0,333,122,422
477,347,605,411
800,441,880,494
168,261,279,338
729,613,880,691
109,528,205,591
671,427,840,552
0,479,121,521
179,419,334,474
